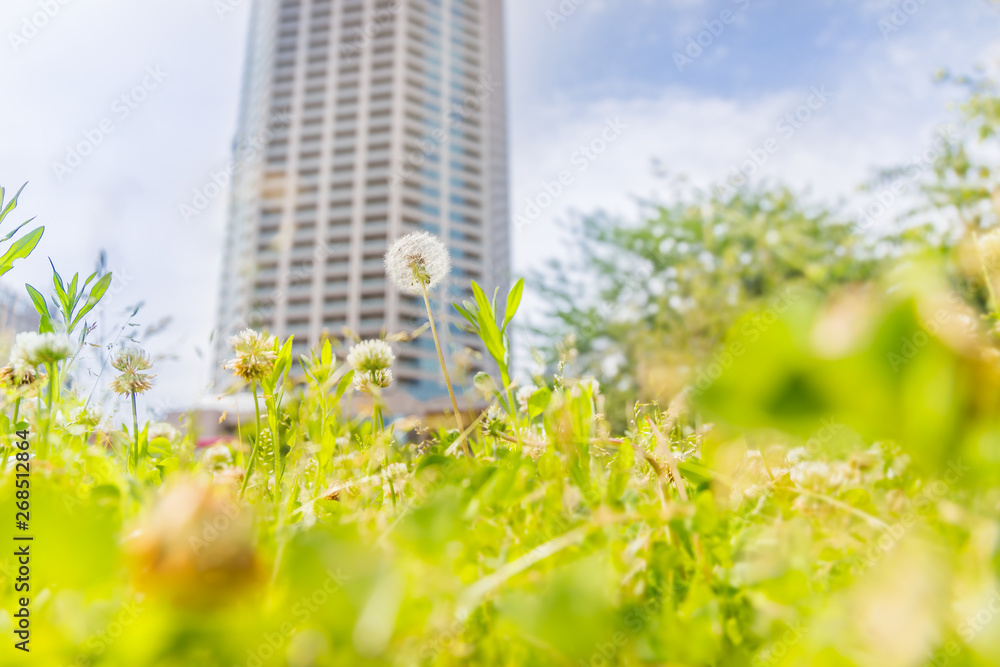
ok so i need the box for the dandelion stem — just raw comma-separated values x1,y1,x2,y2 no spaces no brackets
420,281,469,451
239,382,264,499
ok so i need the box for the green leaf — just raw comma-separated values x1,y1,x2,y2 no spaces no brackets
25,284,50,317
335,369,355,400
453,302,478,329
471,281,505,367
527,386,552,420
0,226,43,278
321,339,333,369
69,272,112,332
502,278,524,334
0,217,34,243
0,183,27,227
50,260,71,316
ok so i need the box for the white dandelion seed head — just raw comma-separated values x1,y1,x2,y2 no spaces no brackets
353,368,393,393
384,231,451,295
10,332,75,373
347,339,395,372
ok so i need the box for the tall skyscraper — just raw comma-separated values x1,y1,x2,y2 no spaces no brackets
214,0,509,404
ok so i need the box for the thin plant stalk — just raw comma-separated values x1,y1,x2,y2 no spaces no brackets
130,391,139,476
974,231,1000,318
2,396,22,469
420,282,471,455
239,382,264,499
39,362,56,461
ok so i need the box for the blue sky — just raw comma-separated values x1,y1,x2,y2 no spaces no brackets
0,0,998,410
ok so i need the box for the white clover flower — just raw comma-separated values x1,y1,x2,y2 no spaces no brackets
110,347,154,396
347,339,395,372
149,422,179,441
353,368,393,393
384,231,451,295
790,461,832,490
381,462,407,481
10,332,75,374
516,385,536,413
226,329,276,384
579,377,600,396
978,228,1000,275
786,447,809,464
202,443,232,468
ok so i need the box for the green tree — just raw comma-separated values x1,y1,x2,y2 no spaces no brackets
532,186,885,427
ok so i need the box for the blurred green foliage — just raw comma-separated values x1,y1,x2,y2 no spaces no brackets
1,78,1000,667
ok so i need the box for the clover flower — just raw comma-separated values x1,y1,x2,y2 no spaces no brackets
347,339,395,372
516,385,537,413
202,443,233,469
110,347,154,396
10,331,75,375
0,364,38,389
978,228,1000,276
149,422,179,441
226,329,276,384
353,368,393,394
384,231,451,295
790,460,832,491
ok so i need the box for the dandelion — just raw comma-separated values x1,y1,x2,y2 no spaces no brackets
384,232,465,440
226,329,276,384
384,231,451,295
347,339,395,373
110,347,155,476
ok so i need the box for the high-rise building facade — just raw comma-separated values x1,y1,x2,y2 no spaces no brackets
214,0,509,401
